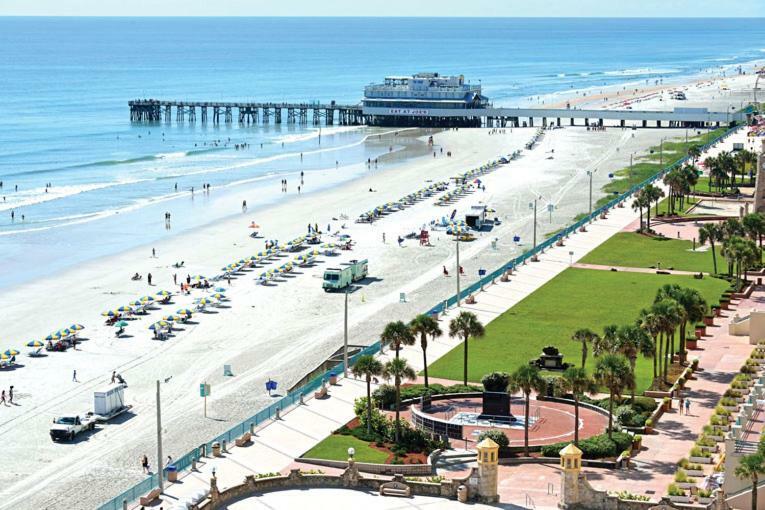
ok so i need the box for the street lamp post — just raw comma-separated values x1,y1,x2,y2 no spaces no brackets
529,199,538,249
156,380,164,492
456,237,461,307
660,137,667,166
343,284,349,377
586,170,596,217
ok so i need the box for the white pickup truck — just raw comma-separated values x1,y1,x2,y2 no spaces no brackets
50,414,96,441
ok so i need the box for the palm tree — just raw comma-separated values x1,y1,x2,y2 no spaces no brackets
351,355,383,435
743,212,765,251
380,320,415,358
638,308,662,382
448,311,485,385
593,353,633,438
613,324,653,400
508,365,546,456
687,145,701,163
673,288,707,364
698,223,721,274
631,197,645,232
382,357,416,442
560,367,597,445
735,453,765,510
409,314,442,388
571,328,600,369
652,297,683,383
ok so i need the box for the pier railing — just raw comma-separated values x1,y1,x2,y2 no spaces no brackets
97,123,740,510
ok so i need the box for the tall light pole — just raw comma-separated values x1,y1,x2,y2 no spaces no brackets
455,236,461,307
586,170,597,217
659,137,666,166
529,199,538,249
343,285,349,377
156,380,164,491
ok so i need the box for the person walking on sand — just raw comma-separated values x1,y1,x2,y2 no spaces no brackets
147,273,153,286
72,370,78,382
0,390,5,406
152,248,156,258
443,266,449,276
8,386,13,404
382,232,386,243
141,454,149,474
173,273,177,285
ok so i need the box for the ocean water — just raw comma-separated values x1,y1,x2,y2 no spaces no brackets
0,17,763,287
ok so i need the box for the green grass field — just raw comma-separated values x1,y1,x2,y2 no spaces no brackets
653,196,701,217
302,434,388,463
580,232,716,273
427,268,729,392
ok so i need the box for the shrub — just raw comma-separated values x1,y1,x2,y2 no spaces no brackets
481,372,510,392
715,405,731,417
667,483,685,496
690,446,710,458
697,435,716,448
477,429,509,449
719,397,738,407
630,396,658,413
612,491,650,501
677,458,689,468
698,488,713,498
674,469,688,483
372,383,482,408
645,418,653,427
541,432,632,459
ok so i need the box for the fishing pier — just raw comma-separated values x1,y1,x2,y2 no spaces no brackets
128,100,364,126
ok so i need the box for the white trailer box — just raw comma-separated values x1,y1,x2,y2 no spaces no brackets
94,384,125,417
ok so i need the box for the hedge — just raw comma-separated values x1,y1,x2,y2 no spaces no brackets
541,432,632,459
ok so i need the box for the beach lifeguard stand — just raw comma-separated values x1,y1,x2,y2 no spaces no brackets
419,230,430,246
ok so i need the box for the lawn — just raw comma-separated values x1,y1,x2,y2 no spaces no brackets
580,232,716,273
653,196,701,217
302,434,388,463
427,268,730,393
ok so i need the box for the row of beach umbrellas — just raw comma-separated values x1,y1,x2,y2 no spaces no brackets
358,181,448,223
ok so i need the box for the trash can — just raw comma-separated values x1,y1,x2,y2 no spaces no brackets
166,465,178,482
457,485,468,503
212,442,222,457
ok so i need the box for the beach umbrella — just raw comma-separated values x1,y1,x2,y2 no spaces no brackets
114,321,129,328
210,293,226,300
196,298,214,306
27,340,45,348
148,321,171,331
214,287,226,293
116,306,134,313
101,310,120,317
129,300,144,307
0,353,7,360
70,324,85,331
44,331,63,341
155,290,171,297
3,349,20,357
139,295,155,303
56,328,73,337
191,275,206,281
162,315,184,322
176,308,193,317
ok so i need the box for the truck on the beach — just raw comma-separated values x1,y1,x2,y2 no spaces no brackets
322,259,368,291
49,384,131,441
50,414,96,441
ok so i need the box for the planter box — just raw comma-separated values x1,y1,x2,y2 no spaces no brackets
720,301,730,310
690,456,712,464
668,495,691,503
703,316,715,326
676,482,697,490
686,339,698,350
699,445,717,453
698,497,713,505
686,469,705,477
722,405,738,412
708,435,725,442
696,326,707,337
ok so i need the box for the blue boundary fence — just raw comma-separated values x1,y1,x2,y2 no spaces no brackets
98,124,741,510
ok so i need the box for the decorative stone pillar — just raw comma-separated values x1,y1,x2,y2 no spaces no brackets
559,443,583,508
476,437,499,503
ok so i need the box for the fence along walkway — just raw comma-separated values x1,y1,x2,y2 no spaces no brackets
98,125,742,510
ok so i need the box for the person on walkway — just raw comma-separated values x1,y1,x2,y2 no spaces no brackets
8,386,13,404
0,390,5,406
443,266,449,276
678,396,684,415
141,454,149,473
111,371,116,384
147,273,152,286
72,370,78,382
685,398,691,416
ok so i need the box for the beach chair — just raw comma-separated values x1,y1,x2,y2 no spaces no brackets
28,347,43,357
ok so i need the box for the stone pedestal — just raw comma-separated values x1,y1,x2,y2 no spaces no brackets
559,443,583,508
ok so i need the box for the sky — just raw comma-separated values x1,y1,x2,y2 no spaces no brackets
1,0,764,17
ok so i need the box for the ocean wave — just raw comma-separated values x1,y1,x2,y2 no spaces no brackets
0,179,148,213
272,125,365,145
603,67,680,77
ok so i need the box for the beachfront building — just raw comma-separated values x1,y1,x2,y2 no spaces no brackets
362,72,488,127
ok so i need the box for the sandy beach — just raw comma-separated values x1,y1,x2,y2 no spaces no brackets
0,69,756,509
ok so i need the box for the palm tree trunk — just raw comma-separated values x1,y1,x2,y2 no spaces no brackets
395,344,400,359
581,343,587,370
679,323,686,364
646,206,651,230
463,334,469,386
608,392,614,438
753,480,758,510
663,332,671,382
574,395,580,445
366,377,372,435
711,241,718,274
422,342,429,388
629,357,637,401
652,337,658,380
394,380,401,443
524,393,530,456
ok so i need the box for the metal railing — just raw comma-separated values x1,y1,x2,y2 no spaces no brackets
98,124,740,510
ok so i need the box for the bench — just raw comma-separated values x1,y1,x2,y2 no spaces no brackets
139,488,161,506
235,432,252,447
379,481,411,498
